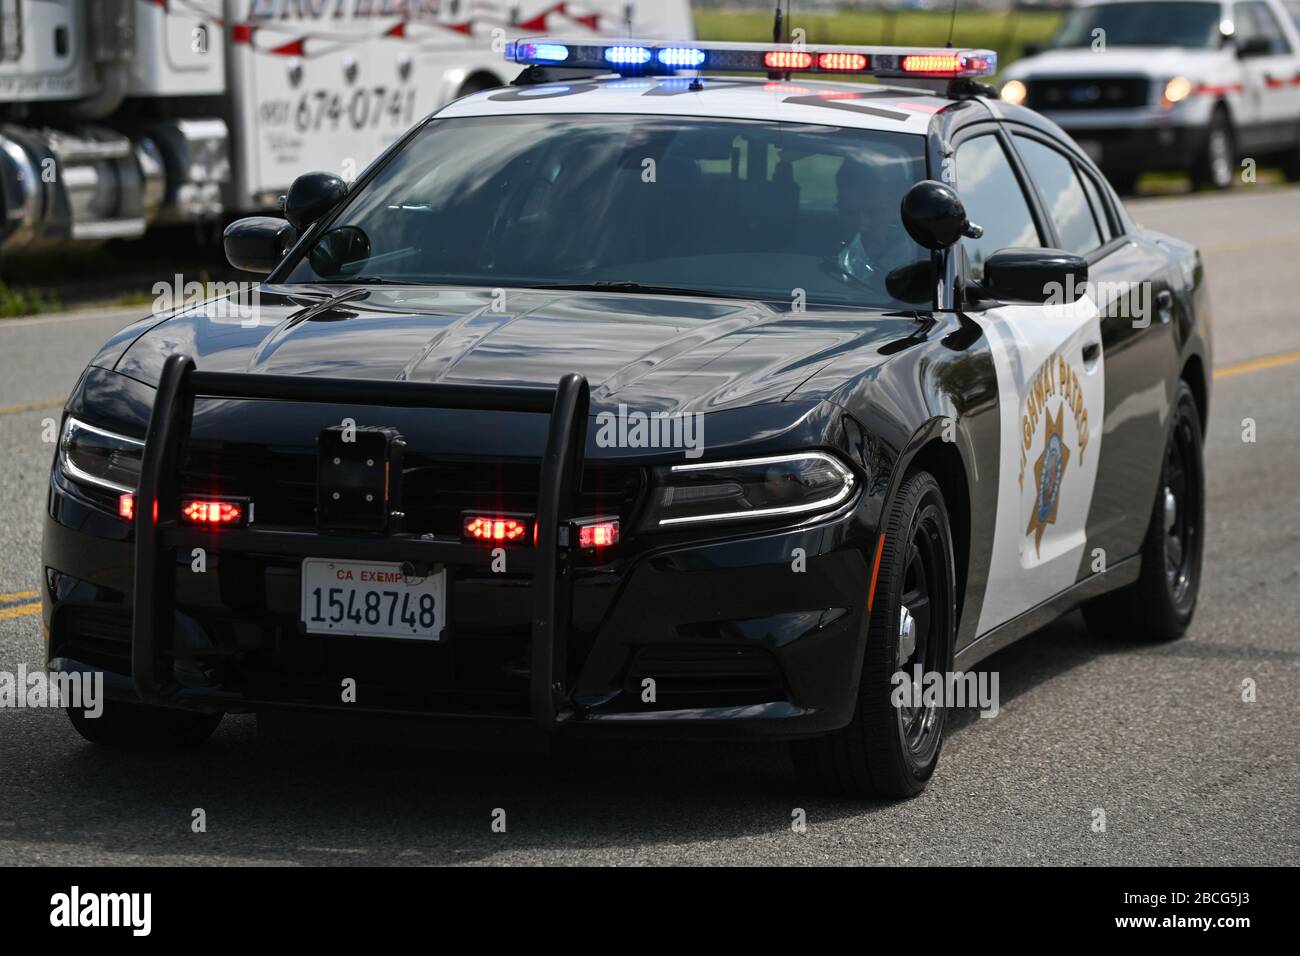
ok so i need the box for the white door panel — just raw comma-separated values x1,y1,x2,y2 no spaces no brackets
972,295,1106,635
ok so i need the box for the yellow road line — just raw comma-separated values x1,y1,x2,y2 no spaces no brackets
0,589,38,604
0,398,62,417
0,601,40,621
1215,349,1300,380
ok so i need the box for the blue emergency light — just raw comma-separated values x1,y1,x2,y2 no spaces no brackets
506,38,998,80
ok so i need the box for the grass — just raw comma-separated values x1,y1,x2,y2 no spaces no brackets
0,281,57,318
693,9,1064,72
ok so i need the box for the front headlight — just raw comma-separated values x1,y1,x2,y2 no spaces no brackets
59,416,145,494
640,452,856,529
1163,76,1193,107
1001,79,1027,105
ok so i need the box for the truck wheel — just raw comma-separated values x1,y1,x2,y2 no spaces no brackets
1082,381,1204,643
66,699,222,748
1192,109,1235,191
791,470,957,798
1281,124,1300,182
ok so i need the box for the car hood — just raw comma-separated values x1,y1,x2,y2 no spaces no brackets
1004,46,1230,81
107,285,916,416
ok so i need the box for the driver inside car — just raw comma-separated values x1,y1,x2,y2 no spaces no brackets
834,153,925,297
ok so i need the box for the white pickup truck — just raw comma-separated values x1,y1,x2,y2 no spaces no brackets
999,0,1300,191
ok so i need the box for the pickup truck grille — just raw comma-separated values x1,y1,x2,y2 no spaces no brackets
1026,76,1152,111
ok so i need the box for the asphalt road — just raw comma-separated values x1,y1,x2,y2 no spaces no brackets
1,187,1297,866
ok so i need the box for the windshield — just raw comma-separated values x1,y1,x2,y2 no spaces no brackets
1050,2,1223,49
282,114,932,310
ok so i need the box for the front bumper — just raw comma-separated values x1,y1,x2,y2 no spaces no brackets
1050,121,1209,174
43,363,875,741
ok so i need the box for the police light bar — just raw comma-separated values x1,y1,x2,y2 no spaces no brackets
506,38,997,80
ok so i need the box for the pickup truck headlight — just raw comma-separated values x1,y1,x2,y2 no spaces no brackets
59,416,144,494
1001,80,1027,105
1162,76,1193,107
640,452,856,529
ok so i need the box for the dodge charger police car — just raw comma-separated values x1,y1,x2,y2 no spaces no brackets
1000,0,1300,192
42,40,1211,797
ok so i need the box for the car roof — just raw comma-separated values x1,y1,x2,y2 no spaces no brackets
435,75,973,136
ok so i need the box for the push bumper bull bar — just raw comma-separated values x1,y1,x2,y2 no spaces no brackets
131,353,590,731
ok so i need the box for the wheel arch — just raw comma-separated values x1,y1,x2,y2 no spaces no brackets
1181,352,1209,433
456,70,504,98
899,434,971,624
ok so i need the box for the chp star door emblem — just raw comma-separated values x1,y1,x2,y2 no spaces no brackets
1026,403,1071,557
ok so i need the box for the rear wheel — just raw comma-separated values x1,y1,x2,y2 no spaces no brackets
1082,381,1204,642
1192,109,1235,191
66,699,222,748
791,470,957,798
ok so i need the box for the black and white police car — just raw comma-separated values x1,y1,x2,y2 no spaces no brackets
43,39,1211,797
1000,0,1300,191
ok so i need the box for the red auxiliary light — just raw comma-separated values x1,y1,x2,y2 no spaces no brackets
118,493,135,521
464,515,530,544
902,54,963,74
764,50,813,70
576,519,620,550
181,499,244,526
819,52,868,71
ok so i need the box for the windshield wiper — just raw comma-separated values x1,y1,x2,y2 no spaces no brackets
308,276,410,285
529,281,740,300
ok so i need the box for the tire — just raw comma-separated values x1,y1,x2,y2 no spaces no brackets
791,470,957,798
66,698,222,748
1192,109,1235,191
1082,380,1204,643
1281,124,1300,183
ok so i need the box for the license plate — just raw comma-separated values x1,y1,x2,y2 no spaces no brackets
1077,140,1104,163
300,559,446,640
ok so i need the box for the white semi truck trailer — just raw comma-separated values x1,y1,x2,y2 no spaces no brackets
0,0,693,256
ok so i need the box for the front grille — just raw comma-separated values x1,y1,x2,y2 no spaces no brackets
624,645,787,708
181,442,644,535
1026,76,1151,111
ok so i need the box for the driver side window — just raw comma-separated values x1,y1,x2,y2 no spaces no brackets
955,135,1043,281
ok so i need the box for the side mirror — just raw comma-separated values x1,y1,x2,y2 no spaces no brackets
900,180,983,251
224,216,297,275
984,247,1088,304
283,171,348,231
1236,36,1272,58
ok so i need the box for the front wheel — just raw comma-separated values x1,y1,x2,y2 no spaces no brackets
66,698,222,748
1192,110,1235,191
791,470,957,798
1082,380,1204,642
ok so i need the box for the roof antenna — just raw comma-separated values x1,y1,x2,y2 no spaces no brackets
767,2,786,79
946,0,958,48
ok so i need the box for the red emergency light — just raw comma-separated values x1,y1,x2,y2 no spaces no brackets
464,514,530,544
181,499,246,526
575,518,620,550
764,50,813,70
